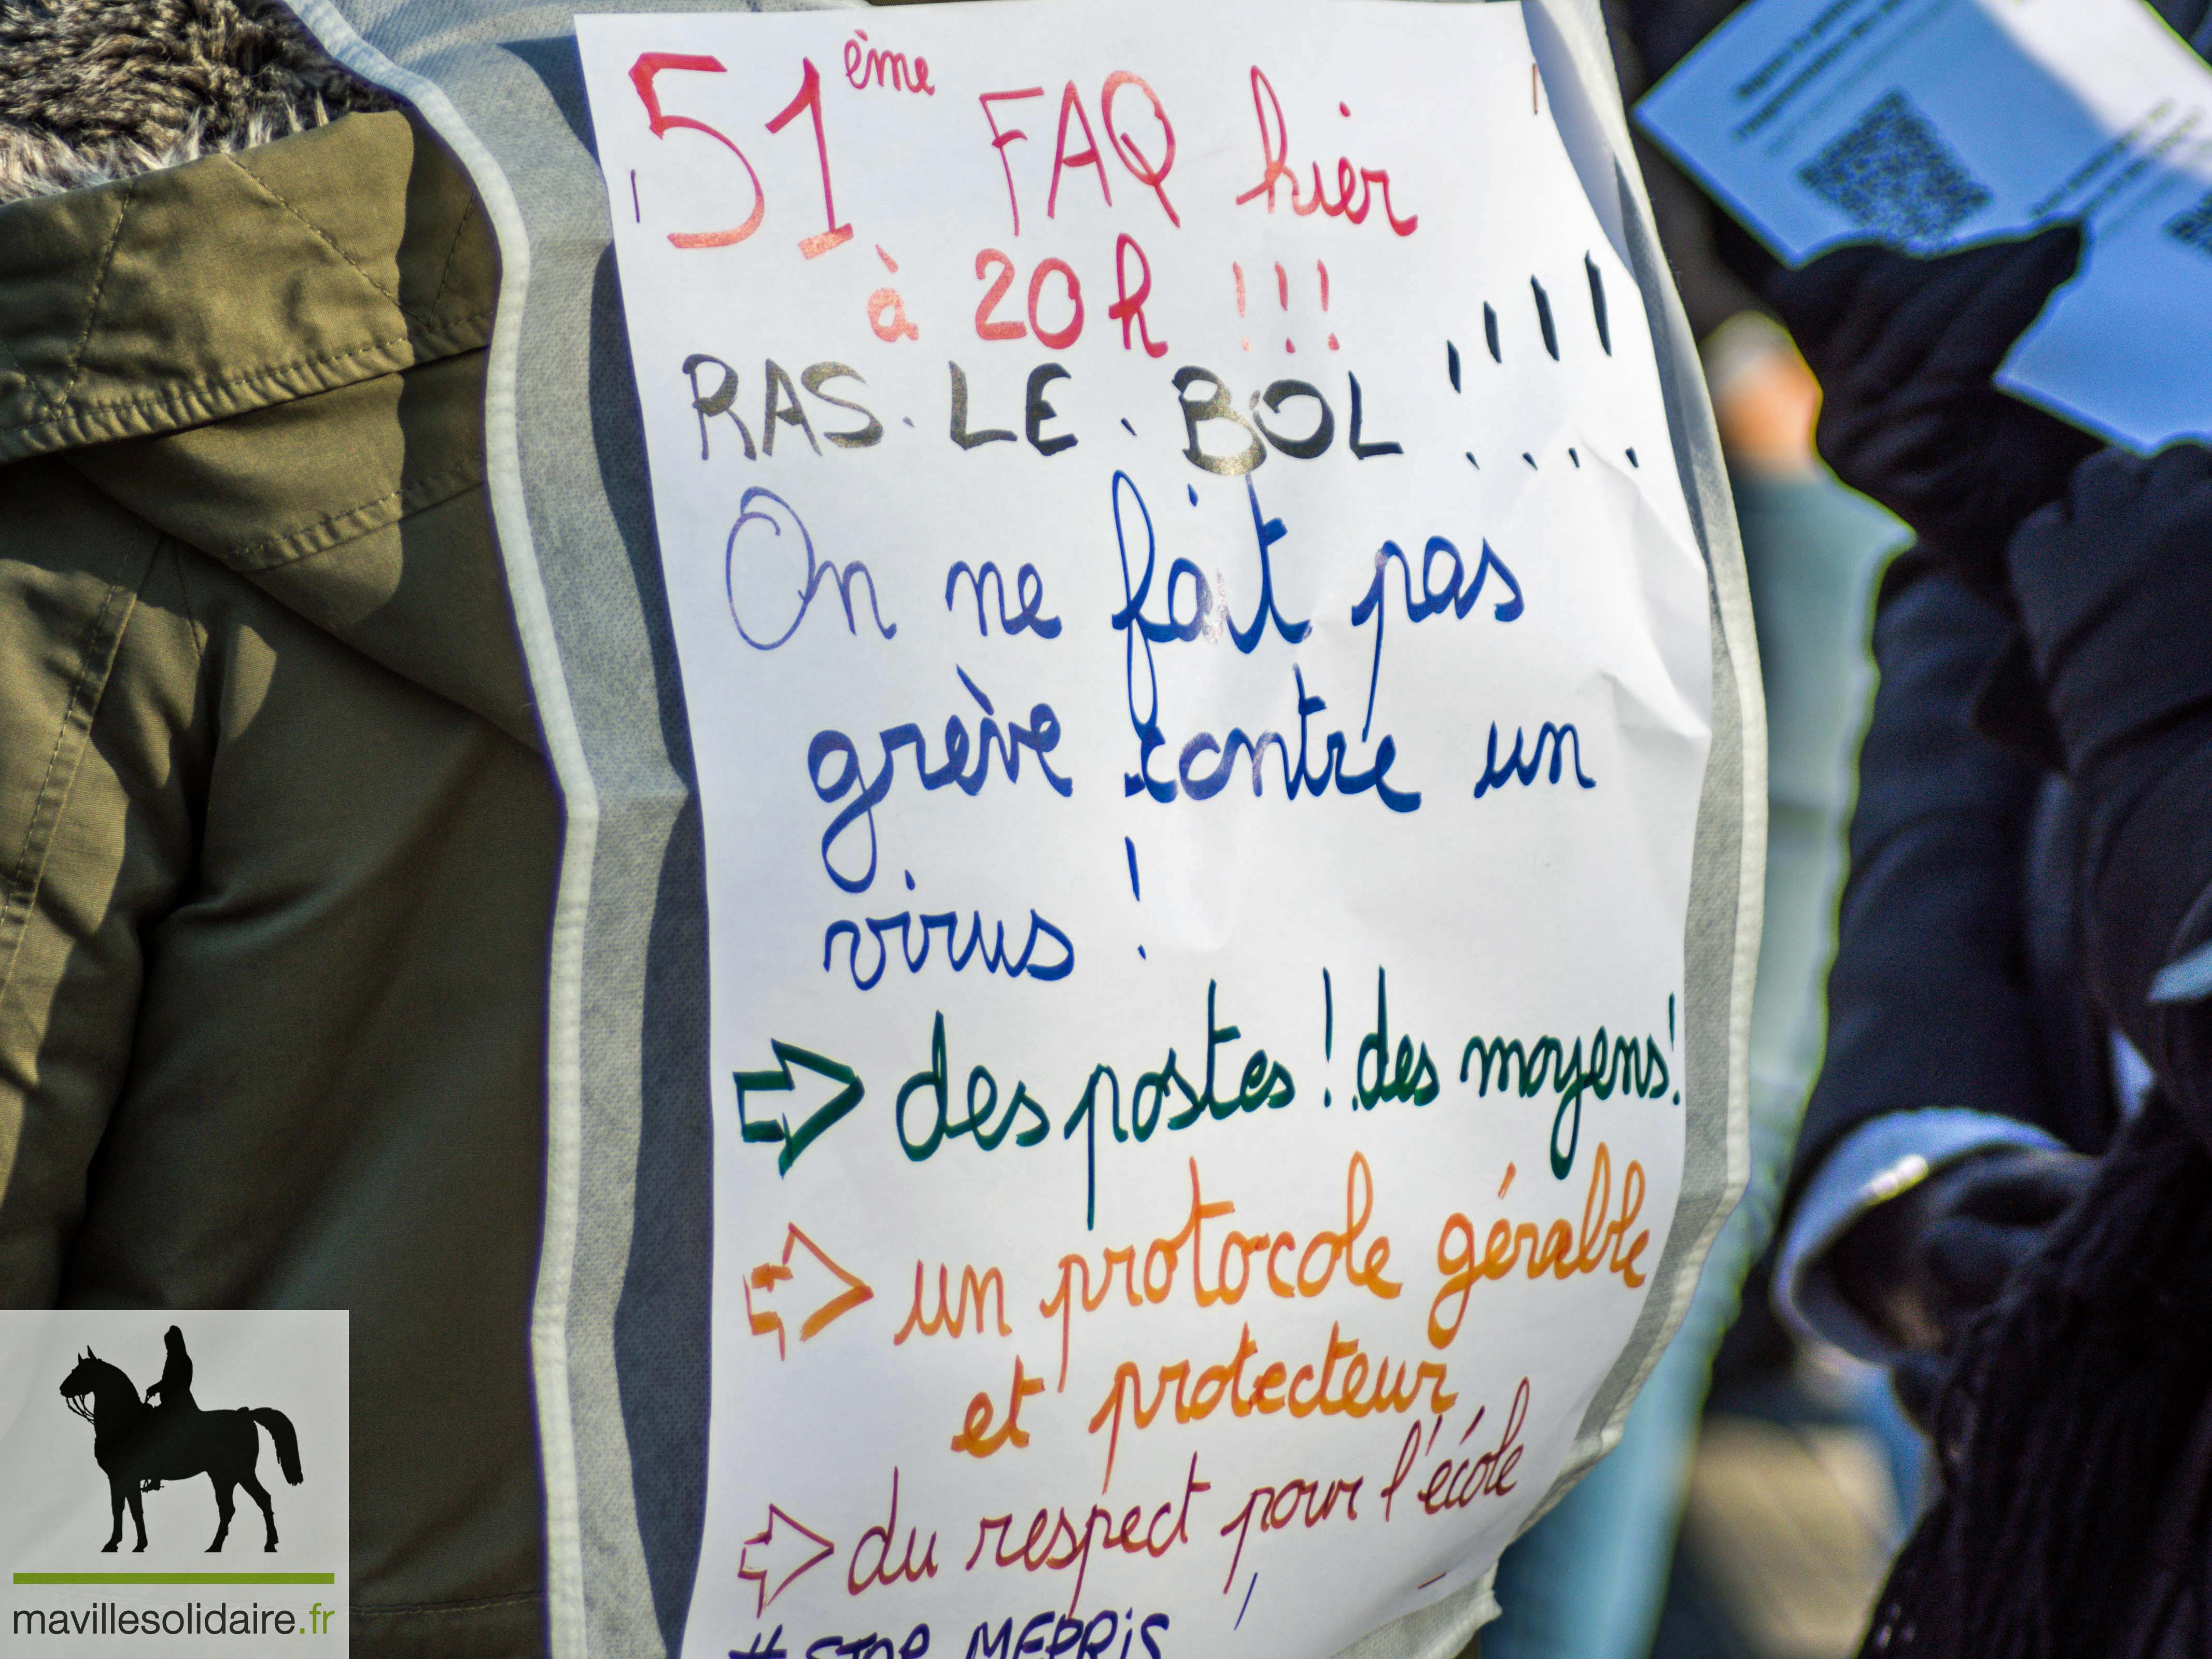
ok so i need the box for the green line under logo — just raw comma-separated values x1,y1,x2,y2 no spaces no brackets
12,1572,335,1584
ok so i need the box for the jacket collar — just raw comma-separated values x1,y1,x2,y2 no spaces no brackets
0,109,494,464
0,111,537,749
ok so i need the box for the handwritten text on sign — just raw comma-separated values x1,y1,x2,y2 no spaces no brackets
579,3,1712,1655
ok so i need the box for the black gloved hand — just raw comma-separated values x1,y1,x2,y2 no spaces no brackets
2005,443,2212,779
1825,1145,2094,1421
1765,226,2097,595
2005,451,2212,1155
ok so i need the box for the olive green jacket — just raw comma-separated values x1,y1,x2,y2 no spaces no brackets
0,110,554,1655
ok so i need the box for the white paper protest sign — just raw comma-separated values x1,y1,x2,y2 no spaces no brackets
1636,0,2212,450
577,4,1712,1654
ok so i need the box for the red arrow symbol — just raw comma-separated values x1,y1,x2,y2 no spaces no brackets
737,1504,834,1616
741,1224,874,1360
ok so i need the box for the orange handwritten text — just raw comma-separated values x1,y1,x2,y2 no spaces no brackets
895,1261,1013,1344
1427,1142,1650,1350
1086,1319,1455,1491
951,1356,1046,1458
1041,1152,1401,1389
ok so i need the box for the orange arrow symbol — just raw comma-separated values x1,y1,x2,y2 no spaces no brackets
737,1504,834,1616
741,1224,874,1360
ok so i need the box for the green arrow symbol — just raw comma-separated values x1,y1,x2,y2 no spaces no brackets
735,1042,864,1176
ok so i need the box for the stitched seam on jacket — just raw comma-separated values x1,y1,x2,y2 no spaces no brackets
219,154,418,318
0,314,495,437
38,184,134,420
427,196,480,315
221,461,485,569
0,574,140,1006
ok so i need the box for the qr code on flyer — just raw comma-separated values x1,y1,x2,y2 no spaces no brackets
1799,89,1993,244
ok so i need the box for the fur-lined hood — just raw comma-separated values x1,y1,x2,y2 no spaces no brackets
0,0,391,202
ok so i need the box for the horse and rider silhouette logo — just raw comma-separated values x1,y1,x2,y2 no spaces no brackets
58,1325,304,1554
